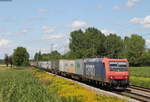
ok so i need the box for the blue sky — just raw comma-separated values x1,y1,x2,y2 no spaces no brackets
0,0,150,59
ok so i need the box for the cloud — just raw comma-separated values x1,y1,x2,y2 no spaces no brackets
0,39,15,59
0,39,10,47
71,20,87,29
96,4,103,9
144,24,150,29
130,15,150,29
21,29,28,33
143,16,150,24
0,29,11,36
101,29,115,35
16,29,29,35
42,25,56,34
36,9,48,13
113,6,121,10
26,18,46,22
126,0,139,8
42,34,65,40
130,17,143,24
113,0,140,10
146,39,150,44
146,39,150,48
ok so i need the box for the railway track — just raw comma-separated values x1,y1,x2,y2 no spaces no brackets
115,85,150,102
129,85,150,93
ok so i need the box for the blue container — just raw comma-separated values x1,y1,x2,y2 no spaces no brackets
84,58,106,81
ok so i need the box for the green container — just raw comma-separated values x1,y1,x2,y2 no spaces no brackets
75,59,84,75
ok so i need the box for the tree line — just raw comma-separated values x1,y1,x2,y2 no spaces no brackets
4,27,150,67
34,50,61,61
34,27,150,66
64,27,148,66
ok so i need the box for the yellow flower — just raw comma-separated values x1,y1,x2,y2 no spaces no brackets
32,68,125,102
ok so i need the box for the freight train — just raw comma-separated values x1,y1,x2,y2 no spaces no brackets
30,58,129,89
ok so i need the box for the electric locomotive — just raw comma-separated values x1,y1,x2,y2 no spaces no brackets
103,58,129,88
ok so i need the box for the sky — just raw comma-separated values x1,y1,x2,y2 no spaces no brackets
0,0,150,59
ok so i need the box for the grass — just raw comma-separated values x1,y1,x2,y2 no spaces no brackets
0,66,61,102
130,67,150,88
130,67,150,78
0,66,126,102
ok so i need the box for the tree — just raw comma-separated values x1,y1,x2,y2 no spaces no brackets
139,49,150,66
13,47,29,66
8,56,13,68
34,51,42,61
124,34,145,66
4,54,9,67
69,27,106,58
84,28,106,56
34,50,61,61
104,34,124,58
49,50,61,60
69,29,84,52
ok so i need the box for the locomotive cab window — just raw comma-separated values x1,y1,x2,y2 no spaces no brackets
109,61,128,71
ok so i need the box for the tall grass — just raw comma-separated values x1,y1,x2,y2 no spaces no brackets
0,67,61,102
0,66,125,102
130,67,150,88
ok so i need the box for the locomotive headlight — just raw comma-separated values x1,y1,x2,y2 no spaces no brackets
110,76,113,79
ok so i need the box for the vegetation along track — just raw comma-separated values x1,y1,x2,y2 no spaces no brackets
54,72,150,102
42,70,138,102
115,85,150,102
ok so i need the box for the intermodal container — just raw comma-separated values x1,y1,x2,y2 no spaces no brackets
75,59,84,75
84,58,106,81
51,60,59,71
40,61,48,69
59,60,65,72
37,61,42,68
30,61,35,66
59,60,75,74
47,61,52,70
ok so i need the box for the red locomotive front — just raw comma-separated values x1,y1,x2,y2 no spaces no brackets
103,58,129,88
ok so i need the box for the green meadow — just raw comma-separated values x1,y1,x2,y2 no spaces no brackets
130,67,150,88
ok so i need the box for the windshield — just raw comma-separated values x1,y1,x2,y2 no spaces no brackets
109,61,128,71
